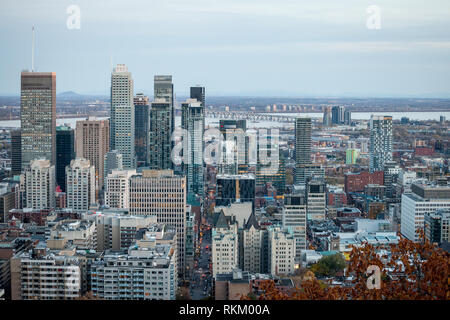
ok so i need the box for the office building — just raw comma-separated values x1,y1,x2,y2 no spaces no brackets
331,106,345,125
216,174,255,208
110,64,136,169
181,99,204,200
190,86,205,107
424,209,450,245
129,170,186,275
134,93,150,167
20,72,56,169
295,117,312,184
282,194,307,259
75,117,110,190
401,184,450,242
105,170,136,209
219,119,248,175
66,158,96,211
369,115,393,172
149,100,172,170
103,150,123,188
10,129,21,176
306,179,326,221
24,159,55,210
56,125,75,192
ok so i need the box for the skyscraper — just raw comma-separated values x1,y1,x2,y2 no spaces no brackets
103,150,123,188
20,72,56,169
190,86,205,107
10,129,22,176
75,117,110,190
219,119,248,175
322,107,332,127
331,105,345,125
56,125,75,192
369,115,393,172
66,158,96,211
344,110,352,126
134,93,150,167
295,117,312,184
149,100,172,170
110,64,136,169
181,99,204,201
154,75,174,146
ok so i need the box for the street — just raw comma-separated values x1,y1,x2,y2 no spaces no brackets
190,217,213,300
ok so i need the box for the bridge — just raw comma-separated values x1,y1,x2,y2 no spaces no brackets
204,111,298,123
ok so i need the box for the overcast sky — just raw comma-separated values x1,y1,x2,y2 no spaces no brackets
1,0,450,97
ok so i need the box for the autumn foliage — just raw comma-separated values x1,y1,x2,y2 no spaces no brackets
243,235,449,300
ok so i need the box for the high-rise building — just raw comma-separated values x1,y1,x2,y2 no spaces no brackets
295,117,311,166
66,158,96,211
369,115,393,172
10,129,22,176
134,93,150,167
190,86,205,107
216,174,255,208
11,248,82,300
331,106,345,125
181,99,204,201
256,135,285,193
242,212,264,274
129,170,186,275
56,125,75,192
20,72,56,169
268,226,295,276
322,107,332,127
282,194,307,259
149,100,172,170
75,117,110,190
91,241,177,300
212,210,239,278
306,178,326,221
110,64,136,169
424,209,450,245
105,169,136,209
219,120,248,175
103,150,123,188
401,184,450,242
154,75,174,150
344,110,352,126
346,148,359,165
24,159,55,210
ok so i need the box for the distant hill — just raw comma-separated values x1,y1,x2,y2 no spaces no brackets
58,91,82,97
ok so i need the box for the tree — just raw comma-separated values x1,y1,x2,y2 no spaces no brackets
242,235,449,300
310,254,346,278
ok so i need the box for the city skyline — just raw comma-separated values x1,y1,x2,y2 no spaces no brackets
1,0,450,97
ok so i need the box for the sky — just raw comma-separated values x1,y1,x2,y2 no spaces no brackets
1,0,450,97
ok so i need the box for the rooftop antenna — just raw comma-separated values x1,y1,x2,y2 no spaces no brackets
31,25,35,72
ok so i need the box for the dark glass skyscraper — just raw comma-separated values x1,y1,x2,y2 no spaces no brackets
56,125,75,192
134,93,150,167
149,101,172,170
10,129,22,176
190,86,205,107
